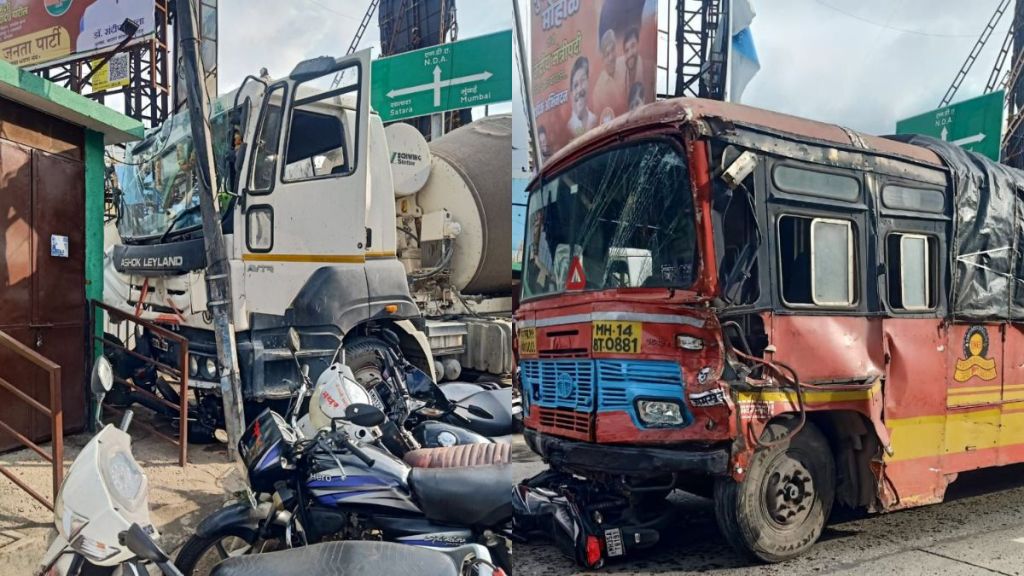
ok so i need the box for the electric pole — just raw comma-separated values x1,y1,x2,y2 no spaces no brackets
175,0,246,460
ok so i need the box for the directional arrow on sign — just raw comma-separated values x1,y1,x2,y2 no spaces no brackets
386,65,494,106
952,133,986,147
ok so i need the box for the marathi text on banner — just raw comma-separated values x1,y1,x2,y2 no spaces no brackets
0,0,155,69
0,26,69,68
530,0,659,161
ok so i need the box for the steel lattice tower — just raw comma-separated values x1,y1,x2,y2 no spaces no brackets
673,0,727,100
34,0,172,128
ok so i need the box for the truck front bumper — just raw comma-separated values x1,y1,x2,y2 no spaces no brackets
524,429,730,476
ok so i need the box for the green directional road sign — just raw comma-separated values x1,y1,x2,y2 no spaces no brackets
895,91,1005,161
371,30,513,123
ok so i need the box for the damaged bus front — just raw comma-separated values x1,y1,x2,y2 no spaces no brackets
513,98,982,567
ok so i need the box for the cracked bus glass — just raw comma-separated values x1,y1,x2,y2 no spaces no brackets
522,139,697,299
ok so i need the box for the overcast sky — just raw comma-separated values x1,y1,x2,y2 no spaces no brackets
217,0,513,111
214,1,1010,174
741,0,1008,135
511,0,1011,174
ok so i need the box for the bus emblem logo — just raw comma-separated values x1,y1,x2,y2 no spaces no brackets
954,326,997,382
556,372,575,398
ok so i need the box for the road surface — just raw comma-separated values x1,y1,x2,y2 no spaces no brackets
513,437,1024,575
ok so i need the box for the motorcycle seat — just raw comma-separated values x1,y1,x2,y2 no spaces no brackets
404,442,511,468
210,541,458,576
408,464,512,527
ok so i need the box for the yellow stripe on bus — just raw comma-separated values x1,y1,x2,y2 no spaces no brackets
947,391,1003,406
948,385,1002,394
735,383,880,405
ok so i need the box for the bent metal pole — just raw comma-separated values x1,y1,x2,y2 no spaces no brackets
175,0,246,460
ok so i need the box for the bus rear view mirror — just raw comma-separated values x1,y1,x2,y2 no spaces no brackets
722,150,759,189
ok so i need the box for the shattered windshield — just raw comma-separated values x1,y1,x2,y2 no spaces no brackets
116,105,247,242
522,140,697,299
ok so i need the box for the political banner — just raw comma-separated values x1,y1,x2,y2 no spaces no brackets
0,0,155,70
530,0,658,161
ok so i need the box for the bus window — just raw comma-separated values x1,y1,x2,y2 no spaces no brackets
779,215,856,307
887,233,936,310
882,185,945,214
773,165,860,203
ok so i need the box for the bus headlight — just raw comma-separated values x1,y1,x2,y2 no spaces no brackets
636,400,685,426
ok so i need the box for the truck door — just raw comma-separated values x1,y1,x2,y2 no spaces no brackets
241,51,371,320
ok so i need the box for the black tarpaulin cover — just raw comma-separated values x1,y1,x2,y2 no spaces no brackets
888,135,1024,320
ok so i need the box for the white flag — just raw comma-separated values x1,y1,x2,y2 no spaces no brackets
730,0,760,102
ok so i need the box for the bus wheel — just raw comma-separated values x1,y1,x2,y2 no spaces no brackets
713,418,834,563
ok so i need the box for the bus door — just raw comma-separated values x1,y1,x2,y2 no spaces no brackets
998,324,1024,465
945,322,1003,469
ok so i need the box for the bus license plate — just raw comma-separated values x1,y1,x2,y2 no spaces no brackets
604,528,624,557
592,321,641,354
518,328,537,355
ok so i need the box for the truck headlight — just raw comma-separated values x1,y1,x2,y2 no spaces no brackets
189,356,198,377
201,358,217,379
636,400,685,426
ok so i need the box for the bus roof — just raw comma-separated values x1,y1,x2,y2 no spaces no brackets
541,97,943,175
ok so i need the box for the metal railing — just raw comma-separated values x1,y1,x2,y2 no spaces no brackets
91,300,189,467
0,330,63,511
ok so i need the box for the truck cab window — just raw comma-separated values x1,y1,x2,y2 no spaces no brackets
887,233,936,310
250,85,286,193
779,215,856,307
282,67,359,182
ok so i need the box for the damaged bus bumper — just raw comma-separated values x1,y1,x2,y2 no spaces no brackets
523,429,730,476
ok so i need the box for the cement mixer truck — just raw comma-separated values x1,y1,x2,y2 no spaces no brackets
100,51,513,437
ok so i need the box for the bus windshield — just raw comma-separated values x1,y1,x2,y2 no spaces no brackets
522,140,698,299
116,106,245,242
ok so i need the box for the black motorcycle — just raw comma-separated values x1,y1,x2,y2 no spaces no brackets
174,404,513,575
366,331,516,448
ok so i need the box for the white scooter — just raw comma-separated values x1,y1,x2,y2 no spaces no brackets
37,356,183,576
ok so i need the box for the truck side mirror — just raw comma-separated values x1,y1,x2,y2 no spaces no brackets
287,328,301,354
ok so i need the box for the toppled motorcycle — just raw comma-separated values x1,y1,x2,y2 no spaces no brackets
513,470,674,570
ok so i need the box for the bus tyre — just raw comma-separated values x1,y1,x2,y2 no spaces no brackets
713,418,834,563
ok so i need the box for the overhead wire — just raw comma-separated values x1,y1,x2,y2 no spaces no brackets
812,0,991,39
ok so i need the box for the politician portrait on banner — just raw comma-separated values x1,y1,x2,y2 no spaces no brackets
531,0,658,159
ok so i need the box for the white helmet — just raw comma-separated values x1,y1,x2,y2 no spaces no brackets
308,363,382,442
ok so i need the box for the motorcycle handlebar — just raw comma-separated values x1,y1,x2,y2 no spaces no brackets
337,433,375,467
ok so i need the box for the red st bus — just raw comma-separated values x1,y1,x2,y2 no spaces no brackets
513,97,1024,567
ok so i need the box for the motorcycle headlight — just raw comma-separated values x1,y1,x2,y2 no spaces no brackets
106,450,143,505
60,510,88,541
636,400,685,427
71,534,120,562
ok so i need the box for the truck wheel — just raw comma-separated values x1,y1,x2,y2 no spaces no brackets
344,337,392,388
713,418,835,563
